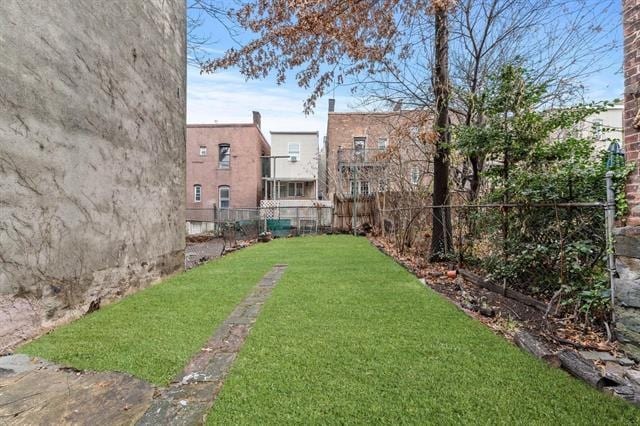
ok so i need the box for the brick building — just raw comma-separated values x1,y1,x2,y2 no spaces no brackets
324,100,433,200
615,0,640,359
625,1,640,225
186,112,270,211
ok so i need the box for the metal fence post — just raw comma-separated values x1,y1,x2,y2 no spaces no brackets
605,171,616,322
440,207,448,256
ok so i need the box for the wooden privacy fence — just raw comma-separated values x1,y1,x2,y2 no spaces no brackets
332,193,381,231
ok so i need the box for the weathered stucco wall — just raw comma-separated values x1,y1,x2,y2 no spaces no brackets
0,1,186,351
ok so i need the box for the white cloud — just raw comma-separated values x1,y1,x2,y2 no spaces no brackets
187,67,354,145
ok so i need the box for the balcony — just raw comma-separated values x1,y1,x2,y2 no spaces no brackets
337,148,387,167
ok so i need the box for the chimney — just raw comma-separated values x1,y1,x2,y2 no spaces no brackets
328,98,335,112
393,101,402,112
252,111,261,128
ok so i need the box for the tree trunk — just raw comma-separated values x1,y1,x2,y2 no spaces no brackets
430,7,452,261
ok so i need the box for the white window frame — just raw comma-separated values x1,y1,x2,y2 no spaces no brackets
360,181,370,195
353,137,366,152
218,144,230,168
353,137,366,162
199,145,207,156
411,166,420,185
194,184,202,202
349,180,370,195
593,119,604,140
378,138,388,150
218,185,230,209
288,143,300,161
288,182,304,197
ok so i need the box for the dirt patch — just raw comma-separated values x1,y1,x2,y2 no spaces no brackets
185,239,225,269
186,233,219,243
185,238,259,270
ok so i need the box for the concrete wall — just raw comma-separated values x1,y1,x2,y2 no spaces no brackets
186,123,270,209
616,0,640,360
0,1,186,351
576,106,623,151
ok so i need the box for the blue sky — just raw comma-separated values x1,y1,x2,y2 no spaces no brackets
186,1,623,144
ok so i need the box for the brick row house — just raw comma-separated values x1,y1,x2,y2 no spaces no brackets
186,112,270,216
323,100,433,231
324,100,433,201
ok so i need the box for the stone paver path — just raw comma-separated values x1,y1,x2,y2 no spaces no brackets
137,264,287,425
0,264,287,425
0,355,154,425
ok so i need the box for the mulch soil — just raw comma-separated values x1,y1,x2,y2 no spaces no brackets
369,236,618,354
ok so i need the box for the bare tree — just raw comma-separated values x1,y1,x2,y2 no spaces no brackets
187,0,237,66
450,0,620,200
195,0,620,259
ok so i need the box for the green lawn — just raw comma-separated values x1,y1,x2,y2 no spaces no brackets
19,246,276,385
21,236,640,423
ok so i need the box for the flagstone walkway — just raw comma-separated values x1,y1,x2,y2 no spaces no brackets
0,265,287,425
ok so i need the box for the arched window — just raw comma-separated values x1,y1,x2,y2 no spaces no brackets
194,184,202,202
218,185,230,209
218,144,230,168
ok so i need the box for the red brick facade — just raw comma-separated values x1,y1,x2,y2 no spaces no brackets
325,109,432,199
186,120,270,209
624,0,640,225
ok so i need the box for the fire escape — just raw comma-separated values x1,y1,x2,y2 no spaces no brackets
336,143,387,198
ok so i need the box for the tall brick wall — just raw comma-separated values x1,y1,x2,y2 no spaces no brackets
0,1,186,351
624,0,640,225
615,0,640,360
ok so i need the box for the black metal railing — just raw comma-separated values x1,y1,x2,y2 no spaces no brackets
337,148,387,165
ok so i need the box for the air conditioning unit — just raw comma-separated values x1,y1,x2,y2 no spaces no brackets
290,156,298,162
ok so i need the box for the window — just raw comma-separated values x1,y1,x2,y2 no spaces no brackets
411,166,420,185
199,145,207,156
379,178,389,192
194,184,202,202
218,186,230,209
360,181,370,195
288,182,304,197
593,119,604,140
218,144,230,168
349,180,369,195
288,143,300,161
378,138,388,150
354,137,366,161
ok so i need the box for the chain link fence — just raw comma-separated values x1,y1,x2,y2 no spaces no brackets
186,206,334,242
381,202,609,316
